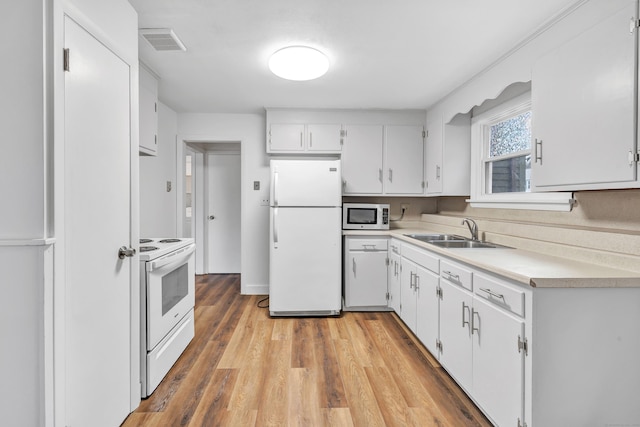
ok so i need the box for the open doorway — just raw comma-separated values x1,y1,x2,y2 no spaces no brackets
182,141,241,274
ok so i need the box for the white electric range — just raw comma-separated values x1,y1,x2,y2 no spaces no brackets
139,237,196,397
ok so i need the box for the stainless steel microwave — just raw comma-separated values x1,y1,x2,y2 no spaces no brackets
342,203,390,230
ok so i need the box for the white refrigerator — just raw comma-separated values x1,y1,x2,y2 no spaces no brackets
269,159,342,316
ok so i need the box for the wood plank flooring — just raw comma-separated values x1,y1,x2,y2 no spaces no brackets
122,274,491,427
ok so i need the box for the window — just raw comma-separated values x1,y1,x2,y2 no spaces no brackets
469,91,572,211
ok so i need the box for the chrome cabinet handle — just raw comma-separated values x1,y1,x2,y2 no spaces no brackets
309,132,313,147
388,168,393,182
300,132,303,147
378,168,383,182
352,258,356,276
363,244,377,250
409,272,415,289
415,274,420,290
118,246,136,260
479,287,505,301
535,139,543,164
462,302,470,328
208,215,215,220
471,309,480,335
436,165,441,180
442,270,460,282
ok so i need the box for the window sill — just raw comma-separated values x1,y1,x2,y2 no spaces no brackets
466,192,574,212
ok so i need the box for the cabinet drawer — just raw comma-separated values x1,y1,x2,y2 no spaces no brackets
401,243,439,274
474,273,525,318
440,259,473,291
389,239,401,255
347,238,388,251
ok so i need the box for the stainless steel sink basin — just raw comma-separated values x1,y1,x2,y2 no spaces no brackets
429,240,509,249
404,233,467,242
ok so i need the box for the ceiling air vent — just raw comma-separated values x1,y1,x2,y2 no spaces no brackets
139,28,187,52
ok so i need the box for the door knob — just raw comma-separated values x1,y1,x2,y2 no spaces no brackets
118,246,136,259
209,215,215,220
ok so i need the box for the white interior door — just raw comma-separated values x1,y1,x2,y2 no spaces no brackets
64,16,132,427
206,153,241,273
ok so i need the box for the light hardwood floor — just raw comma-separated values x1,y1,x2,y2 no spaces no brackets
122,274,491,427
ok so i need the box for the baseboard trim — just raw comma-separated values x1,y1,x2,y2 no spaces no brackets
242,283,269,295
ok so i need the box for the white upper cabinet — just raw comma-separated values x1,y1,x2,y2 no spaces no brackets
268,123,343,153
139,65,158,156
385,125,424,194
342,125,384,194
268,123,306,152
531,0,638,190
308,124,343,152
424,112,471,196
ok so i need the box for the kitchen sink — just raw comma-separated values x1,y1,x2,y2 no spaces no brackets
404,233,467,242
428,240,510,249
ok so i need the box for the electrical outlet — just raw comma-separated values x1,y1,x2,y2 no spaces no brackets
166,181,172,192
400,203,409,210
253,181,260,190
260,198,269,206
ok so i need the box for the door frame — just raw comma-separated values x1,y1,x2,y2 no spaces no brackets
53,3,140,425
177,138,242,275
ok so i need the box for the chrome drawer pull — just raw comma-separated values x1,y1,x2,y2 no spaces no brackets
479,287,505,301
462,302,470,328
442,270,460,282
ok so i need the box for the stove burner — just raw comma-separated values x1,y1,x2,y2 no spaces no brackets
140,246,159,253
140,239,153,244
159,239,182,243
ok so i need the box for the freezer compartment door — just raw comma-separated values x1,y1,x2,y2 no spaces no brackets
271,159,341,207
270,207,341,314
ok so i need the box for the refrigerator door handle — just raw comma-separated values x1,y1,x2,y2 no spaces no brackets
273,171,279,206
273,207,279,245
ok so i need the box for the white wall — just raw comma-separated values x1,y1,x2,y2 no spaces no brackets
140,102,178,237
178,113,270,294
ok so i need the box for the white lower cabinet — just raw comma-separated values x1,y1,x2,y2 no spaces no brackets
343,236,389,310
395,241,640,426
387,239,402,313
472,296,525,427
438,279,473,392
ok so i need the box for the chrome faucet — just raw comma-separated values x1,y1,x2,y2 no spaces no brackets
462,218,479,241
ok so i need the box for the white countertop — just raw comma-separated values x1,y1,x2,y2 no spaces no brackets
343,227,640,288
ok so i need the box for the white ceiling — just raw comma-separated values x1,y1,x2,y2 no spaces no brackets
129,0,578,114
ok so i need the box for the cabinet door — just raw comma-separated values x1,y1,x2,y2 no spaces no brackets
425,115,443,194
139,84,157,154
400,259,417,332
415,265,439,356
268,124,306,152
439,280,473,392
387,251,401,313
308,124,342,152
345,251,389,307
385,125,424,194
532,0,637,189
472,297,525,427
342,125,384,194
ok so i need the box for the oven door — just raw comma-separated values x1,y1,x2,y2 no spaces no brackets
145,243,196,350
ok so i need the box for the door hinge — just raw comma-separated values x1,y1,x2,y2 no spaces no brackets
518,417,528,427
629,149,640,165
421,181,425,189
422,130,427,138
630,17,640,34
435,286,443,299
518,335,528,356
63,48,70,71
385,257,390,266
436,338,443,352
386,291,390,301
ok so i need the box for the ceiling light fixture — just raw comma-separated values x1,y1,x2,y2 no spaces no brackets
268,46,329,81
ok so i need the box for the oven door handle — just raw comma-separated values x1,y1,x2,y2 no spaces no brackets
147,243,195,272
